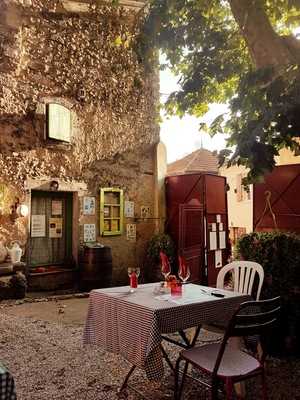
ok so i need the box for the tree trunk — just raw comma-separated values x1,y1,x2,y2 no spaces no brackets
229,0,298,69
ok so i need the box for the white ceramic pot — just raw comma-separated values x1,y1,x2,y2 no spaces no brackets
6,242,23,264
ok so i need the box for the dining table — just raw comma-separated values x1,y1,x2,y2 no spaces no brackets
83,282,249,391
0,363,17,400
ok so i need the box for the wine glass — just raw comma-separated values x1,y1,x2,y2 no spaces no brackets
160,251,171,280
128,267,140,292
178,256,190,284
128,267,140,278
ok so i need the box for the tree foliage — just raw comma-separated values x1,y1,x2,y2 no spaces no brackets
138,0,300,181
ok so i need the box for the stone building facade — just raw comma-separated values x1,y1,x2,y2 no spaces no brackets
0,0,161,286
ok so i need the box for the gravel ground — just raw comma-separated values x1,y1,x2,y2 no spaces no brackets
0,306,300,400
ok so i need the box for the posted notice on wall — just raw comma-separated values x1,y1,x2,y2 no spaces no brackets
219,231,226,249
49,218,63,238
84,224,96,242
126,224,136,242
124,201,134,218
83,196,96,215
215,249,223,268
51,200,62,216
31,215,46,237
209,231,217,250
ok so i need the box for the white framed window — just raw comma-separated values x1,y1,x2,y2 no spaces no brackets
46,103,71,142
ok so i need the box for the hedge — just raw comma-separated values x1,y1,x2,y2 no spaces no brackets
236,231,300,356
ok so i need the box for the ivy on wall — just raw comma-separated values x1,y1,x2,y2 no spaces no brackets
0,1,159,190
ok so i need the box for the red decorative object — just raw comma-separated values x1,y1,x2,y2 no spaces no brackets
171,282,182,297
130,271,138,289
160,251,171,279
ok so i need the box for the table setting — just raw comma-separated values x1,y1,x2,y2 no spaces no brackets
83,254,250,389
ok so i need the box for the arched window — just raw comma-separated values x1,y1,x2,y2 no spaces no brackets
46,103,71,142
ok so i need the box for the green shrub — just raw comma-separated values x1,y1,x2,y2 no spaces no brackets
236,231,300,295
145,233,176,282
236,231,300,356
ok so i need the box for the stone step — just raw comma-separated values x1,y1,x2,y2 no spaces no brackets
0,263,13,276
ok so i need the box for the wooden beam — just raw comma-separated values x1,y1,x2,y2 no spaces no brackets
61,0,146,13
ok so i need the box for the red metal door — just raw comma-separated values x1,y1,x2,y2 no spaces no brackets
178,204,204,282
253,164,300,233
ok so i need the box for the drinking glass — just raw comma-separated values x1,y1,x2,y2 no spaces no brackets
178,256,190,284
128,267,140,292
160,251,171,280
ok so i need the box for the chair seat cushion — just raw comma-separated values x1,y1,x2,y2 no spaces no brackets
181,344,260,378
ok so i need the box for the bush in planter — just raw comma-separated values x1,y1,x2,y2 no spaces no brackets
145,233,176,282
236,231,300,356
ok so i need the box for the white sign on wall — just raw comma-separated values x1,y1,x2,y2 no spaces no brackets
83,196,96,215
124,201,134,218
126,224,136,242
51,200,62,216
49,217,63,239
31,215,46,237
84,224,96,242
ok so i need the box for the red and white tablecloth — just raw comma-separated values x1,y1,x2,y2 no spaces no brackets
83,283,249,380
0,364,16,400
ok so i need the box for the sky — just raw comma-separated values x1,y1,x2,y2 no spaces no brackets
160,68,229,164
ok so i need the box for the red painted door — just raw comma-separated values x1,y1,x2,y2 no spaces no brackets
178,204,204,282
254,164,300,233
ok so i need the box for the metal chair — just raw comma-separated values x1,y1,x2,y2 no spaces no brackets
216,261,264,300
174,297,281,400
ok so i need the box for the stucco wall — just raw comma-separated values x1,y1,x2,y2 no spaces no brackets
275,146,300,166
0,1,160,284
219,164,253,233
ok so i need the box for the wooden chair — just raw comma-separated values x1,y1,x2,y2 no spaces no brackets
216,261,264,300
174,297,281,400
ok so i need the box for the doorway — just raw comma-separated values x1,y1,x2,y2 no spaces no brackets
29,191,73,267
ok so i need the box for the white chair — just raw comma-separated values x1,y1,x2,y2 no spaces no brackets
216,260,264,300
213,260,265,397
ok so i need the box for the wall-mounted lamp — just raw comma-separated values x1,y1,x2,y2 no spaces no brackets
10,199,28,222
17,204,29,217
50,180,59,191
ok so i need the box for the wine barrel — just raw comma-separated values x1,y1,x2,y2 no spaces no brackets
80,246,112,290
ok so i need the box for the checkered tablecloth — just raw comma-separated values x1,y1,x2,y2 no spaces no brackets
83,283,249,380
0,364,16,400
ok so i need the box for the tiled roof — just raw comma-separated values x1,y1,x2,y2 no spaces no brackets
167,148,219,176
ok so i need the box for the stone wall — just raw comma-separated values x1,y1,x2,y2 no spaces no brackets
0,0,160,285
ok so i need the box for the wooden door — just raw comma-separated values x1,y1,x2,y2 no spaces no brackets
29,191,73,267
179,204,204,282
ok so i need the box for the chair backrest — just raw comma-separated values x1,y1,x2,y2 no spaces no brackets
213,297,281,375
216,261,264,300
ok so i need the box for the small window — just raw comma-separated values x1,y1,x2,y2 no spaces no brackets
236,173,251,202
46,103,71,142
